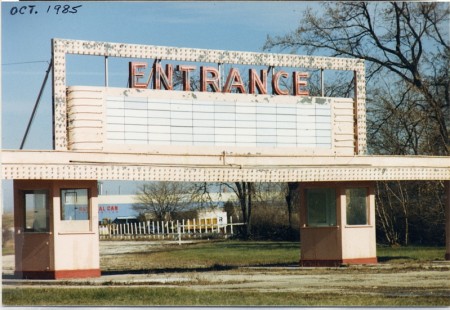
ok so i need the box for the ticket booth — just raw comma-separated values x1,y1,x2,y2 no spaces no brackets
13,179,100,279
299,181,377,266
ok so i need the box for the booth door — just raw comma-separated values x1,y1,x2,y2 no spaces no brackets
15,190,52,275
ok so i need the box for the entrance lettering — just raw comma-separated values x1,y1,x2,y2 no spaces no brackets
129,62,309,96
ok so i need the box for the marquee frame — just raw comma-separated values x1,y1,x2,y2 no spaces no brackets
51,38,367,153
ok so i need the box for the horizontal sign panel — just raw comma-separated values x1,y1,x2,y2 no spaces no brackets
67,86,355,155
105,98,331,148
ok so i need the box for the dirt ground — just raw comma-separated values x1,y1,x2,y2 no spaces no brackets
3,241,450,300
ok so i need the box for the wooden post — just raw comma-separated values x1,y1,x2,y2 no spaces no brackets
445,181,450,260
182,219,185,234
230,216,233,235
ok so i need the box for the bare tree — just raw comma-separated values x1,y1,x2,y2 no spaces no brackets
222,182,254,239
264,2,449,156
369,79,443,155
222,182,299,240
264,2,449,246
285,182,300,231
190,182,222,211
133,181,193,221
376,181,410,245
375,181,400,246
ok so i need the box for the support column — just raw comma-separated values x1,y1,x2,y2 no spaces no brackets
445,181,450,260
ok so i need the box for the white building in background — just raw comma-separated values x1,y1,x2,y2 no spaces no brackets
98,193,234,223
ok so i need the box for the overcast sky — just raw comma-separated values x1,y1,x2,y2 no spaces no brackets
1,1,318,211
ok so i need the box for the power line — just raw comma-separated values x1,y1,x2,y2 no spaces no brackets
2,60,49,66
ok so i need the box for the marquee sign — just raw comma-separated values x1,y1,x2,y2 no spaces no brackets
129,62,309,96
52,38,367,154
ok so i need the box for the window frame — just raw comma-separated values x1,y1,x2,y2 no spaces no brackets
345,187,370,226
305,187,337,227
60,188,91,221
23,189,50,233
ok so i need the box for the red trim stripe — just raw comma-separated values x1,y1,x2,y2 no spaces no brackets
16,269,101,279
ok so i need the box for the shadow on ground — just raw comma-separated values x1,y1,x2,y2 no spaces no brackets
377,256,413,263
101,261,301,276
101,264,237,276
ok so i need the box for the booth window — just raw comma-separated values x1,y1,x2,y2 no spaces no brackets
61,189,89,220
24,190,49,232
346,188,368,225
306,188,336,226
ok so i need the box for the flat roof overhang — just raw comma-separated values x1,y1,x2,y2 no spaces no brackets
2,150,449,182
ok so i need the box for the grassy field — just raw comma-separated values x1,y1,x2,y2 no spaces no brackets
3,240,449,306
377,245,446,263
101,241,301,272
100,240,447,273
4,286,449,306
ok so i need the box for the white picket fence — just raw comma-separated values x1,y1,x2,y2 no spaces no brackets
99,216,243,240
